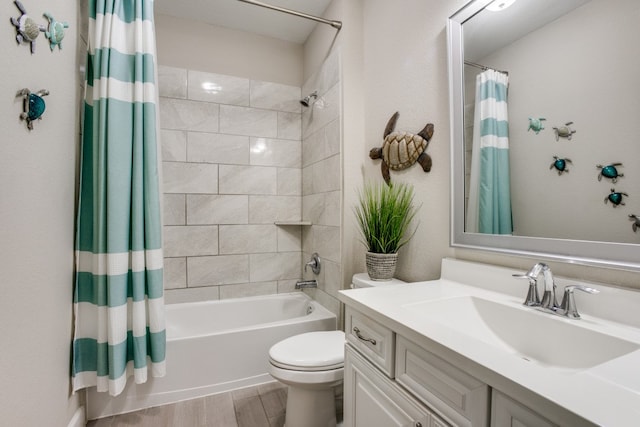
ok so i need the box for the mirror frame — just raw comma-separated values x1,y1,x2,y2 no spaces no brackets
447,0,640,272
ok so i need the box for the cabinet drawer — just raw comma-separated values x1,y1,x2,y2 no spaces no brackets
345,307,395,377
396,335,489,427
491,390,556,427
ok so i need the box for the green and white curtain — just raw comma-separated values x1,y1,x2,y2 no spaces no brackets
466,69,513,234
72,0,165,396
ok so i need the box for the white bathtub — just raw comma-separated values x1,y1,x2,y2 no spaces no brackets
86,292,337,420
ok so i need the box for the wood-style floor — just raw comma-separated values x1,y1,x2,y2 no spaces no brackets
87,381,287,427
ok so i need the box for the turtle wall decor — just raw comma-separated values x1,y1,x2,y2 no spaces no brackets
527,117,546,134
369,112,434,184
596,163,624,183
553,121,576,141
16,88,49,130
43,12,69,51
604,188,628,208
550,156,572,175
10,0,45,54
630,215,640,233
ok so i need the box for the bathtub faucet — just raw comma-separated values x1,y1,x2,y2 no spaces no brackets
295,279,317,289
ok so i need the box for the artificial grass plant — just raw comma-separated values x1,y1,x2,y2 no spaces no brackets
354,182,418,254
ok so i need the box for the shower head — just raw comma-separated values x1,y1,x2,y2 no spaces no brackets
300,91,318,107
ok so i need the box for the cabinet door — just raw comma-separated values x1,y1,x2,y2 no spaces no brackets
491,390,556,427
345,345,446,427
395,336,488,427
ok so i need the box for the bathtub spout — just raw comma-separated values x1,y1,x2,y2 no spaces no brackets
295,279,317,289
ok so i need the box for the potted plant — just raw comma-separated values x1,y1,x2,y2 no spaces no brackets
354,182,418,280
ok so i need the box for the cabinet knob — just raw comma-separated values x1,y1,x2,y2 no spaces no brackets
415,422,422,427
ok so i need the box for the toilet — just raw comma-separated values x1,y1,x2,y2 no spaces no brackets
268,274,405,427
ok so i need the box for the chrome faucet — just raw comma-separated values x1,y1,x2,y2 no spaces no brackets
538,263,559,310
513,262,557,309
512,271,540,307
513,263,598,319
295,279,317,289
557,285,599,319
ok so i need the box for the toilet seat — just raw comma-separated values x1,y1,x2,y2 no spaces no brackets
270,359,343,371
269,330,345,372
269,362,344,386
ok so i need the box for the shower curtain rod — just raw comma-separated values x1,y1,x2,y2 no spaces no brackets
464,60,509,75
237,0,342,30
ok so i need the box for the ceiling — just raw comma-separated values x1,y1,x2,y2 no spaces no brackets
154,0,334,44
464,0,592,61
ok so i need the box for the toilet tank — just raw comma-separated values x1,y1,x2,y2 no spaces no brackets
351,273,406,289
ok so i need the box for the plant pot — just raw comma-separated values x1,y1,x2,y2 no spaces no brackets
365,252,398,281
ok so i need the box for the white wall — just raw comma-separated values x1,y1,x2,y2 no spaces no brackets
346,0,640,290
356,0,468,283
155,14,303,87
0,0,82,426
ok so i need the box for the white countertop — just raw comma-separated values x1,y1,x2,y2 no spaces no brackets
339,258,640,426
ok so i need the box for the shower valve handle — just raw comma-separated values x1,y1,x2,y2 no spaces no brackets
304,253,321,275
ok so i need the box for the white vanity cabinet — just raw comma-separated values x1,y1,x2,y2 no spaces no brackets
343,305,573,427
344,307,467,427
338,259,634,425
345,345,446,427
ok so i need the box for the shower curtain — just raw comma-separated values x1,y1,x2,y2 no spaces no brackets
72,0,165,396
466,69,513,234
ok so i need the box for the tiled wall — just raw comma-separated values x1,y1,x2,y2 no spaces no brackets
300,49,343,317
158,66,304,302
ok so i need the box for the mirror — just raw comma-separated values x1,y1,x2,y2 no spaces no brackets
448,0,640,270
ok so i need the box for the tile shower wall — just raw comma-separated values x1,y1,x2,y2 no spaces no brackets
300,49,343,317
158,66,303,302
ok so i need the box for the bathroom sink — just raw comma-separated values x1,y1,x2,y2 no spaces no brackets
403,296,640,370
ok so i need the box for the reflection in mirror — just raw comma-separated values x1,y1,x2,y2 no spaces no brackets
448,0,640,270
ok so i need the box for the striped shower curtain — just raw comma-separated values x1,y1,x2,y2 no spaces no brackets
72,0,166,396
466,69,513,234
